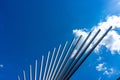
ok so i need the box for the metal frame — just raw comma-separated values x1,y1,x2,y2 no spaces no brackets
18,26,112,80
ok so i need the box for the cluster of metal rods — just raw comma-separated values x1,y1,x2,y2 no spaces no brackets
18,26,112,80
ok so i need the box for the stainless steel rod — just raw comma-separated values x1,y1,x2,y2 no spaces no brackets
43,51,50,80
34,60,38,80
54,38,75,80
57,35,82,80
18,75,20,80
62,31,92,80
51,41,68,80
48,44,61,80
66,26,112,79
46,48,56,80
23,70,26,80
63,29,101,80
39,56,44,80
30,65,32,80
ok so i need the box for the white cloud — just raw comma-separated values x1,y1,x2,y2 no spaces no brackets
96,63,107,71
96,63,118,77
73,15,120,54
103,68,114,76
97,56,102,61
0,64,4,68
73,29,88,38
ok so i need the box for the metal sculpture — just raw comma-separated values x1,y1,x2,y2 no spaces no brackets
18,26,112,80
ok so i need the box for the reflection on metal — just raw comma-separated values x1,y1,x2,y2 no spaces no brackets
18,26,112,80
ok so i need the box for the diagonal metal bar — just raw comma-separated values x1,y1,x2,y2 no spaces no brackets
17,26,112,80
23,70,26,80
57,35,82,80
34,60,38,80
63,29,101,80
39,56,44,80
61,32,91,80
51,41,68,80
30,65,32,80
54,37,75,80
66,26,112,79
46,48,56,80
18,75,20,80
48,44,61,80
42,51,50,80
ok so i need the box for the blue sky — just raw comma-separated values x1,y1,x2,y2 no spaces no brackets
0,0,120,80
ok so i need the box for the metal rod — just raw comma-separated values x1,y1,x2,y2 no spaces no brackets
43,51,50,80
30,65,32,80
23,70,26,80
63,29,101,80
54,37,75,80
34,60,38,80
18,75,20,80
39,56,44,80
18,27,112,80
51,41,68,80
61,32,91,80
48,44,61,80
66,26,112,79
57,35,82,80
46,48,56,80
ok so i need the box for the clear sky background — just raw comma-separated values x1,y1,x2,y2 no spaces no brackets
0,0,120,80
